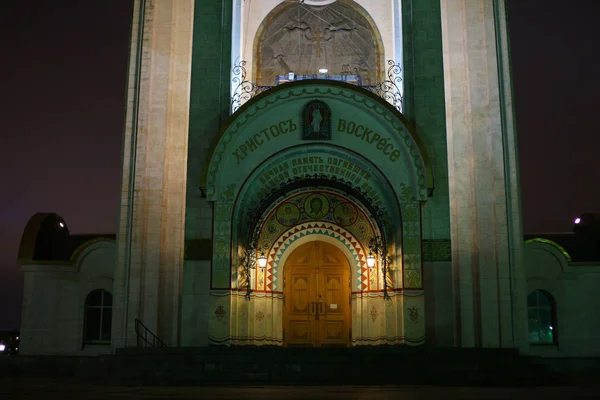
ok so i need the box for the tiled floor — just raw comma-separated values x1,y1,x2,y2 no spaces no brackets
1,379,599,400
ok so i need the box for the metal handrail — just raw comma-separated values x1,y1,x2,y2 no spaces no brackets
134,318,167,348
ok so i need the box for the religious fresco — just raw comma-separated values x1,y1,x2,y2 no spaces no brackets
257,190,375,255
255,1,381,86
254,190,381,293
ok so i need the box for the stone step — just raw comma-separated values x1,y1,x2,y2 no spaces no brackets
107,347,563,386
1,347,570,387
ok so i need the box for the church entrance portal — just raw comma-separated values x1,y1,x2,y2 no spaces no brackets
284,241,351,347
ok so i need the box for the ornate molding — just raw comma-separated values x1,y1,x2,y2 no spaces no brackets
231,60,403,114
214,84,429,200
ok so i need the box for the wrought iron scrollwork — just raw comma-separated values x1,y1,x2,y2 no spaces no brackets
364,60,404,113
231,61,255,114
231,61,273,113
231,60,403,114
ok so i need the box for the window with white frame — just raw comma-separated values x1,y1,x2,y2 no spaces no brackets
527,290,556,344
83,289,113,344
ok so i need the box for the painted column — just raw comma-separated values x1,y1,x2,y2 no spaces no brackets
440,0,527,349
113,0,195,348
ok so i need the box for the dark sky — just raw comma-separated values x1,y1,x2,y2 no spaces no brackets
1,1,599,330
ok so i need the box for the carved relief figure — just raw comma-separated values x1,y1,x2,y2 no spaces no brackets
256,2,381,86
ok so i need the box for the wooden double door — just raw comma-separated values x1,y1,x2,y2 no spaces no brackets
284,241,351,347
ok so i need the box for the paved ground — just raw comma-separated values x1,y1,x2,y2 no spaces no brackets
1,379,599,400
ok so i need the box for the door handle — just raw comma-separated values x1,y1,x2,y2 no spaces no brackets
319,302,324,315
311,302,316,315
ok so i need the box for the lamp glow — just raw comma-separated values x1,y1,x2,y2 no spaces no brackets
366,253,376,268
257,253,267,268
0,344,5,352
318,68,328,74
574,217,581,224
59,222,64,228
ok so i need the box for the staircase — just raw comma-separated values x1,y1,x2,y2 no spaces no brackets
110,346,567,386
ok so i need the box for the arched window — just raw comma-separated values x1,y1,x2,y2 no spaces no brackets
83,289,112,344
527,290,556,344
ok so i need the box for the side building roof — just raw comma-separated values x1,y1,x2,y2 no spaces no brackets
18,213,115,264
524,232,600,263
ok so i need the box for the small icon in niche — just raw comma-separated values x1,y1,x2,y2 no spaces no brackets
302,100,331,140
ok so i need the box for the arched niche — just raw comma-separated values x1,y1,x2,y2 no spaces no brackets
229,145,399,292
252,0,385,86
246,190,384,293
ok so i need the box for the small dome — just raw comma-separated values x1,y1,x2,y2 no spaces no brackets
18,213,70,263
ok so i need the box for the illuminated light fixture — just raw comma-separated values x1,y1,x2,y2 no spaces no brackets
366,252,376,269
0,344,5,352
318,68,328,74
257,253,267,269
59,222,65,228
574,217,581,224
549,326,553,331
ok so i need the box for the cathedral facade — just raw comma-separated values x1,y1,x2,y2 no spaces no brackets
16,0,600,358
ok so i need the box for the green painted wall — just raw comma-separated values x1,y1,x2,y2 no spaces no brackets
181,0,233,345
186,0,232,243
403,0,450,241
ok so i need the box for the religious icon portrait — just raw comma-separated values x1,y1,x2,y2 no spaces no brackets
333,202,358,227
302,100,331,140
276,202,301,226
304,193,329,219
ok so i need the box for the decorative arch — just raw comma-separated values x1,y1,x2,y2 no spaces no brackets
248,187,386,294
204,80,427,347
265,224,368,292
201,80,433,200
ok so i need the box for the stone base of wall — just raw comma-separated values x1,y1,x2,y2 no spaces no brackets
0,347,586,386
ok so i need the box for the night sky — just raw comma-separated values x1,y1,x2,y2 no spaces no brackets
1,1,599,330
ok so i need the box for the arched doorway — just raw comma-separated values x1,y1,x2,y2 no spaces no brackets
202,80,431,346
284,240,350,347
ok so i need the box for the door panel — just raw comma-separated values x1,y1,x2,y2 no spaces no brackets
284,241,350,347
286,268,316,346
318,270,349,346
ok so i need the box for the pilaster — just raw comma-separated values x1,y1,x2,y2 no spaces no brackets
440,0,527,349
113,0,195,348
